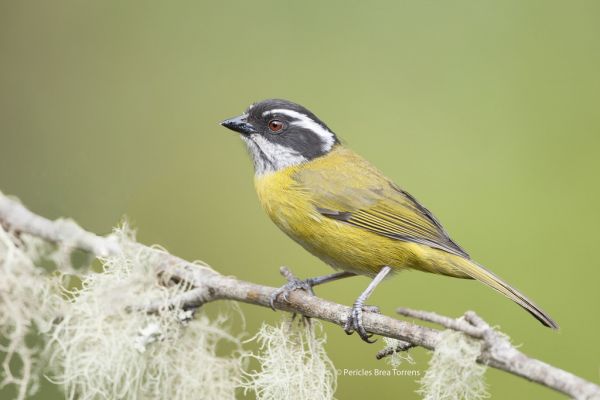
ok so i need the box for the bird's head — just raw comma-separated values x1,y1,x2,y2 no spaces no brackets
221,99,339,175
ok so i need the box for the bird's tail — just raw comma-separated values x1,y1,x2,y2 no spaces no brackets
451,257,559,329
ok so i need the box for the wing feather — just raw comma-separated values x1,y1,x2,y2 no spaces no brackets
296,150,469,258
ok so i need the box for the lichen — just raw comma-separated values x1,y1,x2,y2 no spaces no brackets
381,337,416,368
46,228,245,400
242,318,337,400
0,225,65,400
418,330,489,400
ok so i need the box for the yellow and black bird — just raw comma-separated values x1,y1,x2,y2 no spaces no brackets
221,99,558,342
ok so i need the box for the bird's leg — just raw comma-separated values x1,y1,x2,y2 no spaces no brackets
305,271,357,287
269,266,356,310
344,266,392,343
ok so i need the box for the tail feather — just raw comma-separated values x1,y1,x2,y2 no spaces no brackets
453,258,559,329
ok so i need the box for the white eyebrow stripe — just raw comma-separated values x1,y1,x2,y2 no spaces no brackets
262,109,307,119
262,108,335,152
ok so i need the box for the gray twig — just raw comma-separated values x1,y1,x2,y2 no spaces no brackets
396,307,485,338
375,340,416,360
0,192,598,400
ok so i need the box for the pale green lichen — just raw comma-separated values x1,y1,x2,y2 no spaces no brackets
0,225,66,400
381,337,416,368
418,330,489,400
242,318,337,400
46,228,245,400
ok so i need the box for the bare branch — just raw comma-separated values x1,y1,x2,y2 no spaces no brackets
0,193,598,400
0,195,120,257
396,307,485,338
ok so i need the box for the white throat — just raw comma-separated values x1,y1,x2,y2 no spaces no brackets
242,135,308,175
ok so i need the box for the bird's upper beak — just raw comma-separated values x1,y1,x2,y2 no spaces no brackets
220,114,256,135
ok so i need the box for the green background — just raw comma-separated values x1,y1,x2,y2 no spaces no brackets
1,1,599,398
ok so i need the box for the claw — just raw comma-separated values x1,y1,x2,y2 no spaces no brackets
344,302,377,343
269,267,315,310
343,265,390,343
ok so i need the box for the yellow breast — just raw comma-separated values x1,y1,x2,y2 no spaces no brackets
253,147,438,276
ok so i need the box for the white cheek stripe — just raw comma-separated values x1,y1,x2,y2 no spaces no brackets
262,108,335,152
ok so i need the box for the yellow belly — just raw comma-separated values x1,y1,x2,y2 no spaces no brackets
254,164,458,277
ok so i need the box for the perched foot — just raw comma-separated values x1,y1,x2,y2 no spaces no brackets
343,266,391,343
344,302,380,343
269,266,315,310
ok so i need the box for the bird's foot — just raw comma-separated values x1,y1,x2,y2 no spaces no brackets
344,302,380,343
269,266,315,310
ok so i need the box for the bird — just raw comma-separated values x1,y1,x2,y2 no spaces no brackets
220,98,558,342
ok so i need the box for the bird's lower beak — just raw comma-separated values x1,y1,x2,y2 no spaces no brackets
220,114,256,135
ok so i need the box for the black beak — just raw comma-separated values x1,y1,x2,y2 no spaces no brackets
220,114,256,135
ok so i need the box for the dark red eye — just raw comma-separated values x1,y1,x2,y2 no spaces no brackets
268,119,285,133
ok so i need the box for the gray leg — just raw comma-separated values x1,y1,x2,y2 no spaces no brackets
344,266,392,343
269,267,357,310
306,271,356,287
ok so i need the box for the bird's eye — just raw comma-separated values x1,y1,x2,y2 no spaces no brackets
268,119,285,133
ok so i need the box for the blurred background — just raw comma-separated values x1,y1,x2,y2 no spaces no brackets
1,1,599,398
